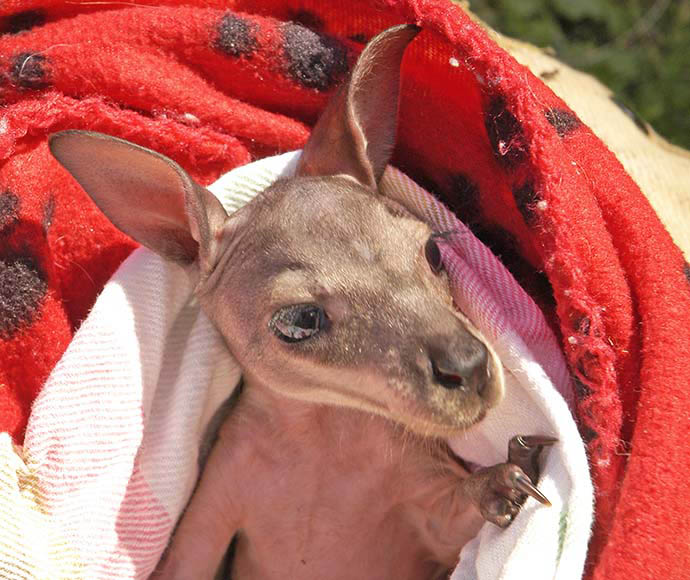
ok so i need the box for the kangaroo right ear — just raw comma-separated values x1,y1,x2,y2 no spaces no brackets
296,24,419,190
49,131,228,272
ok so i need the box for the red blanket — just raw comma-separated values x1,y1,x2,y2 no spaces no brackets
1,1,688,577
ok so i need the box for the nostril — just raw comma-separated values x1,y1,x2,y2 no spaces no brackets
431,359,466,390
430,341,490,394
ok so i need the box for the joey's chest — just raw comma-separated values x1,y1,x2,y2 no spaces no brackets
224,399,421,518
217,392,482,579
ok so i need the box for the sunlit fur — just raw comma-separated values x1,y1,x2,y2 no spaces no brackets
199,176,504,437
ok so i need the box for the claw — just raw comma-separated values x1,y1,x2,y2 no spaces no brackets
513,473,551,506
515,435,558,448
509,435,558,483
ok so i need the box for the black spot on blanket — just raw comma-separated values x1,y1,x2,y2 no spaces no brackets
473,224,520,257
0,253,47,340
348,33,368,44
474,225,555,309
545,108,581,138
512,182,541,227
683,262,690,285
289,10,324,32
445,173,481,225
575,352,600,386
572,376,591,400
571,312,591,336
0,191,20,231
216,14,258,57
485,96,528,169
580,423,597,444
282,23,348,90
3,11,45,35
10,52,49,89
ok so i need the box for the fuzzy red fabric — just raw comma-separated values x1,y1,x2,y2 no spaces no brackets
0,1,688,578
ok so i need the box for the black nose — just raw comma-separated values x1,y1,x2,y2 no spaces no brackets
430,341,490,395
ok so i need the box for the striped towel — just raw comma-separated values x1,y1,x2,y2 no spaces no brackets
0,152,592,579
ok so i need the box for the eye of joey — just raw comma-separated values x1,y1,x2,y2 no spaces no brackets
270,304,328,343
425,236,444,274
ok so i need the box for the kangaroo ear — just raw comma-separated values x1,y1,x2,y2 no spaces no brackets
296,24,419,189
49,130,228,272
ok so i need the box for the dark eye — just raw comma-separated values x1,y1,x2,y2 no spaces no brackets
425,236,444,274
270,304,327,343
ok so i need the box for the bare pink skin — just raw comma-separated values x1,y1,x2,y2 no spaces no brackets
156,383,485,580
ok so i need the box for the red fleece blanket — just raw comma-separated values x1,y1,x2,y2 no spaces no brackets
0,1,688,578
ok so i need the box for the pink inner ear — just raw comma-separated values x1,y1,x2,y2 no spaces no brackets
49,131,205,264
297,25,419,189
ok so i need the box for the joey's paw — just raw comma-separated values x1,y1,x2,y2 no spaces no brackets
463,435,556,528
508,435,557,483
471,463,551,528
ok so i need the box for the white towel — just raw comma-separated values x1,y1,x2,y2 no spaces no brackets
0,152,592,579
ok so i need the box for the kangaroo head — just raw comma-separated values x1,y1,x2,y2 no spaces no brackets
49,25,504,436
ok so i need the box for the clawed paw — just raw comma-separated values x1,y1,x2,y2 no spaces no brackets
464,435,557,528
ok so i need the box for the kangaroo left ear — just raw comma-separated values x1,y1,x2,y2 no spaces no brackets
49,130,228,273
296,24,420,190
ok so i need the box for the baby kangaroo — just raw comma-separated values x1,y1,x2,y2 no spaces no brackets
50,25,554,580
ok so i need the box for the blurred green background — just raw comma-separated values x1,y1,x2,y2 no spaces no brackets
468,0,690,149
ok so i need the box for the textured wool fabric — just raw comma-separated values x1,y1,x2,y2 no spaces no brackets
0,1,688,578
0,152,592,579
497,34,690,259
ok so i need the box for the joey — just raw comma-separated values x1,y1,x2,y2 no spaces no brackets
49,24,553,580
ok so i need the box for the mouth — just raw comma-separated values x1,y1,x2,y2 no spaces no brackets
381,387,491,438
284,378,489,438
391,412,486,439
278,381,392,418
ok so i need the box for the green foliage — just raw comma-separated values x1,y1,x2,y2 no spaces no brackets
469,0,690,148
